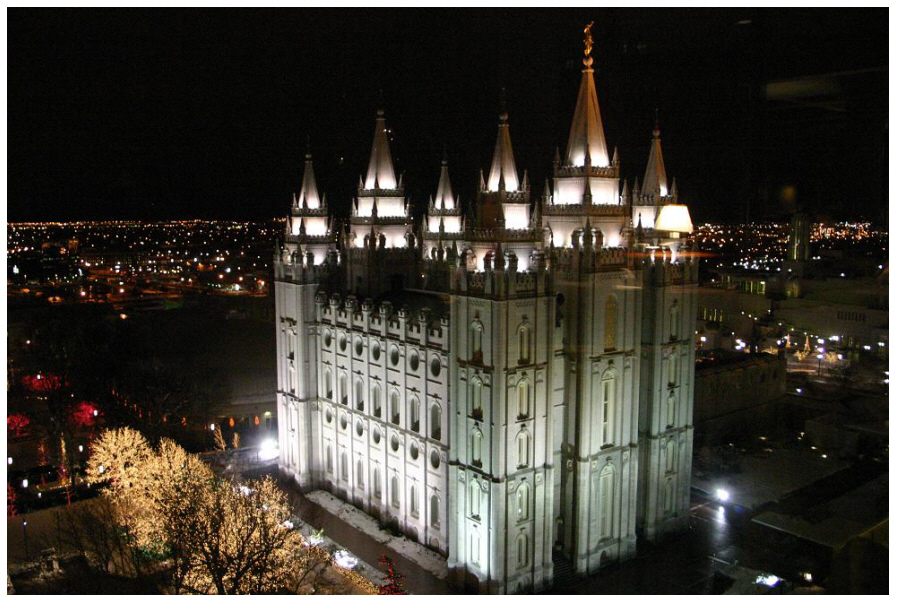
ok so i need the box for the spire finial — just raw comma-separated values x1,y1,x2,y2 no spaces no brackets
653,108,661,138
499,86,508,122
441,143,448,165
305,135,312,160
583,21,595,67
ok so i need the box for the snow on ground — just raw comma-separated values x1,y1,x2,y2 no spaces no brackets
306,490,449,580
692,448,849,509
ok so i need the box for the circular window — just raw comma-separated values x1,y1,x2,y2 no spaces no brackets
409,351,420,371
410,442,419,460
390,435,400,452
371,341,381,361
323,329,332,348
356,420,364,437
325,408,333,423
430,450,440,469
373,427,381,444
338,333,347,352
389,345,400,367
340,414,348,430
430,357,441,377
355,337,364,356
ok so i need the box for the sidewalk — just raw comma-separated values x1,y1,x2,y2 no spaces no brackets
283,485,454,594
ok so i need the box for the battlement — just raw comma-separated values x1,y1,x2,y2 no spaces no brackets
545,203,625,216
553,164,619,179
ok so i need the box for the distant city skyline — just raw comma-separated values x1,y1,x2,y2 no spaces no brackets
9,9,887,224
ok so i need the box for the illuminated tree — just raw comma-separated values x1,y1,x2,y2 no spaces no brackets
213,427,227,452
232,432,241,449
378,555,406,595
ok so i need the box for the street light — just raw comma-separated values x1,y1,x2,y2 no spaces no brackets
716,488,730,502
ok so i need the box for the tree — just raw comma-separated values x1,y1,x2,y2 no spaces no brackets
232,432,241,450
378,555,406,594
213,427,226,452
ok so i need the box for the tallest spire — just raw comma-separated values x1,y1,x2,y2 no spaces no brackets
364,109,397,190
487,103,519,192
564,22,609,168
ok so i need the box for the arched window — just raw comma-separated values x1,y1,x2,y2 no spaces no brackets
599,465,614,540
324,367,333,400
470,378,483,420
516,533,528,568
601,372,616,446
516,482,530,521
430,404,442,440
469,480,481,518
339,373,348,405
518,325,530,364
390,390,400,424
605,295,618,350
516,379,530,419
663,479,674,514
516,431,530,468
355,379,364,411
470,321,483,362
670,302,680,341
372,384,381,418
391,475,400,508
665,438,676,473
668,353,679,386
470,428,483,467
410,395,420,432
373,467,382,499
340,451,348,480
430,494,440,527
666,391,676,427
356,459,365,490
410,484,419,517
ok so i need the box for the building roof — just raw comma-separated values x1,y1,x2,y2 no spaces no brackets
434,157,455,210
296,152,321,209
564,59,609,168
486,111,519,192
642,122,669,196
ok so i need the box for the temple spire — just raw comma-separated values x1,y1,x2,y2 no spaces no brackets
642,115,669,197
435,153,455,210
565,22,609,168
364,109,397,190
297,149,321,209
487,107,519,192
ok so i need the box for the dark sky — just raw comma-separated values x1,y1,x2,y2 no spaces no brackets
8,9,888,224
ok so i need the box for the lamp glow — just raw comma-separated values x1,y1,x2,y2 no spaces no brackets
716,488,730,502
259,438,279,461
654,204,694,234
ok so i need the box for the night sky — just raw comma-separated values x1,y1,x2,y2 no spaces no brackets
8,9,888,224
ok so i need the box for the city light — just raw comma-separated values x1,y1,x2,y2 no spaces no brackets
755,574,780,587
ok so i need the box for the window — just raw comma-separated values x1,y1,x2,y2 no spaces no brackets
430,449,440,469
599,465,614,540
356,420,364,437
326,445,333,473
470,428,483,467
409,350,420,371
516,533,528,568
340,451,348,481
668,353,678,387
390,390,400,425
605,296,618,350
410,484,419,517
470,321,483,362
601,372,616,446
430,356,441,377
371,340,381,361
389,345,400,366
469,480,481,518
409,442,419,460
470,378,483,420
666,391,676,427
470,530,480,566
663,479,674,514
516,379,530,419
354,337,363,356
516,431,530,469
516,482,530,521
430,404,442,440
373,467,382,499
430,495,440,527
410,395,420,432
665,439,676,473
324,368,333,400
356,459,365,490
391,475,400,508
340,373,348,405
670,302,680,341
518,325,530,364
372,384,381,418
355,379,364,411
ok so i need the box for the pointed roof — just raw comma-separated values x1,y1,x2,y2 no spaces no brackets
487,111,519,192
642,120,668,197
296,152,321,209
364,109,397,190
434,156,455,210
565,41,609,168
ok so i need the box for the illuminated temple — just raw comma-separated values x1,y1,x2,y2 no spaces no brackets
275,27,698,593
